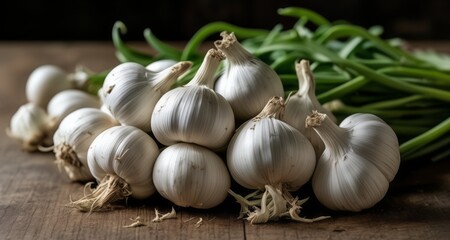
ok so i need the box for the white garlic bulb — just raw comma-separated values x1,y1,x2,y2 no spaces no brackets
227,97,319,223
47,89,100,130
53,108,119,182
153,143,230,209
214,32,284,121
26,65,72,108
6,103,53,151
151,49,235,150
102,61,192,132
306,111,401,212
70,125,159,212
146,59,177,72
283,60,336,157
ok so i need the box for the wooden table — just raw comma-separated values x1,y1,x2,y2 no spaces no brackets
0,42,449,239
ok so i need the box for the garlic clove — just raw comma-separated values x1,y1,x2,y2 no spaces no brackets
151,49,235,150
283,60,336,158
146,59,177,72
102,61,192,132
26,65,72,109
152,143,231,209
214,32,284,121
6,103,53,151
53,108,119,182
47,89,101,132
306,111,400,212
70,125,159,212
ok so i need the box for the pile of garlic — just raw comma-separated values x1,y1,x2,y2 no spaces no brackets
7,32,401,224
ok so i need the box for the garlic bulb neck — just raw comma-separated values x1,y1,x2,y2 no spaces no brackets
187,49,224,88
153,61,193,92
214,32,252,65
254,96,285,120
295,60,315,98
306,111,350,160
68,174,131,212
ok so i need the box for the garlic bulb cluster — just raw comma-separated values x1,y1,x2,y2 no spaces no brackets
153,143,230,209
151,49,235,150
102,61,192,132
26,65,72,108
6,103,53,151
70,125,159,212
214,32,284,121
283,60,336,157
227,96,322,223
306,111,401,212
53,108,119,182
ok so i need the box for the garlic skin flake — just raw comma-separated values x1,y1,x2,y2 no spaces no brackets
214,32,284,121
151,49,235,150
70,126,159,212
307,111,401,212
26,65,72,109
153,143,231,209
283,60,336,157
102,61,192,132
6,103,53,151
53,108,119,182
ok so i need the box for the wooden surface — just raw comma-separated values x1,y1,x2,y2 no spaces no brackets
0,42,449,240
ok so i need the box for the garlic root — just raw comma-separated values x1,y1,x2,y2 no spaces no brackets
68,174,131,212
229,185,330,224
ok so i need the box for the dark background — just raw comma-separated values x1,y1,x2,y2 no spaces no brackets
1,0,449,41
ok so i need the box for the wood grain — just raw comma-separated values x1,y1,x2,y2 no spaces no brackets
0,42,449,240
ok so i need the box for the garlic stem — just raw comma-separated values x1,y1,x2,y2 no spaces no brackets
306,111,350,160
154,61,193,92
254,96,285,120
214,32,253,65
68,174,131,212
296,60,315,97
186,49,224,88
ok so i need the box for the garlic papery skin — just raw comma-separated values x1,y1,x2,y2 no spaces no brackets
47,89,100,130
26,65,73,108
53,108,119,182
151,49,235,150
214,32,284,121
102,61,192,132
306,111,401,212
146,59,177,72
70,125,159,212
283,60,336,157
227,96,321,223
6,103,53,151
153,143,230,209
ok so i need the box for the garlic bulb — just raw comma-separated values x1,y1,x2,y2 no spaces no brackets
283,60,336,157
153,143,230,209
6,103,53,151
102,61,192,132
214,32,284,120
146,59,177,72
53,108,119,182
306,111,401,212
26,65,72,108
47,89,100,130
227,96,322,223
70,125,159,212
151,49,235,150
